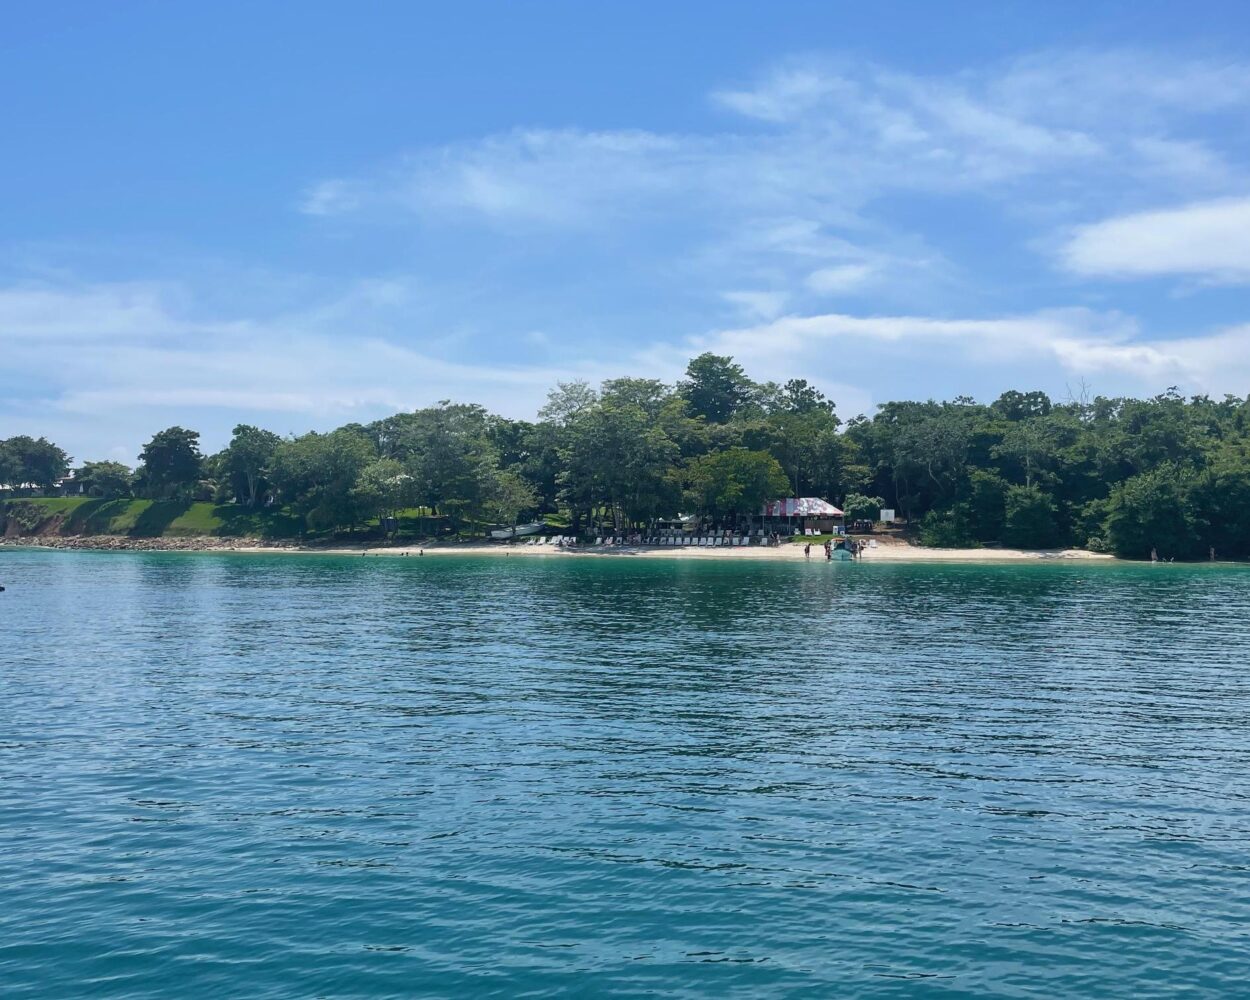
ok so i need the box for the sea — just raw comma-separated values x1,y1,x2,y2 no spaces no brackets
2,548,1248,997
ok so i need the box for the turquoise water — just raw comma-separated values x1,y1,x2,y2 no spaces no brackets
2,550,1249,997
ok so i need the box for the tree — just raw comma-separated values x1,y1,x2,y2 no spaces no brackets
678,353,754,424
1002,484,1059,549
993,418,1056,489
352,458,417,526
483,468,539,532
222,424,281,506
138,427,203,499
387,402,500,524
843,493,885,523
0,436,70,493
966,469,1008,542
76,460,133,498
1105,465,1204,560
556,390,680,531
270,429,377,532
991,390,1052,422
683,449,788,519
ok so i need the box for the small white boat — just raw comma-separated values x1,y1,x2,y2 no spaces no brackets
489,522,545,540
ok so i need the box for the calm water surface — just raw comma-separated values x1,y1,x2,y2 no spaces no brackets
2,549,1249,997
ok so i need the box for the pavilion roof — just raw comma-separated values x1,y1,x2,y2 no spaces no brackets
761,497,844,517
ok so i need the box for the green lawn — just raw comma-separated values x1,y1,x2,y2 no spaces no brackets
3,497,305,539
786,532,851,544
2,498,560,542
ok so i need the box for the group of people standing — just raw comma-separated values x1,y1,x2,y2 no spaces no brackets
803,537,867,560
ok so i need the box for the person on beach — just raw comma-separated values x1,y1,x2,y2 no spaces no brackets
804,543,811,558
1151,547,1158,563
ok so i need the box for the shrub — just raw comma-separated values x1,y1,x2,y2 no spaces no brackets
1002,484,1059,549
918,504,978,547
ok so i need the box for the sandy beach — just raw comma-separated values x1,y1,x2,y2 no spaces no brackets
3,535,1115,561
232,539,1116,563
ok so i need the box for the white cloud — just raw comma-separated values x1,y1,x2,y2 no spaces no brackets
0,283,185,340
0,280,590,459
1061,197,1250,281
297,49,1250,317
690,306,1250,400
299,178,362,216
805,264,874,295
7,277,1250,462
721,290,788,320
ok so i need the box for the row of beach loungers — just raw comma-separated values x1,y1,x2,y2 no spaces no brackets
603,536,753,546
514,532,873,548
518,534,757,547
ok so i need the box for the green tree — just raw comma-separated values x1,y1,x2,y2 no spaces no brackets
966,469,1008,542
557,390,680,531
678,353,755,424
484,468,540,533
270,429,377,532
352,458,417,526
991,390,1052,422
1002,484,1059,548
222,424,281,507
396,402,500,524
683,449,788,519
1105,465,1204,560
138,427,203,499
842,493,885,523
0,436,70,494
76,460,133,498
917,503,977,547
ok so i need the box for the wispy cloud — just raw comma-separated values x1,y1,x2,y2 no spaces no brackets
5,275,1247,462
1061,196,1250,282
301,49,1250,311
12,48,1250,460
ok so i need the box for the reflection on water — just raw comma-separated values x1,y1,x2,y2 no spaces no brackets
2,551,1249,997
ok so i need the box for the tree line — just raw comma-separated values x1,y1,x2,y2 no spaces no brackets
5,353,1250,559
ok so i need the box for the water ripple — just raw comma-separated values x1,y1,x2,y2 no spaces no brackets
2,551,1250,997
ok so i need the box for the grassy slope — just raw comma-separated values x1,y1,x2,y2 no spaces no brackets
3,499,536,541
2,498,304,539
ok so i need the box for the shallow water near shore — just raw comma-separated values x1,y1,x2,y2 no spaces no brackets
3,549,1249,997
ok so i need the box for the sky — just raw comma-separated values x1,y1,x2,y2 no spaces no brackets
3,0,1250,464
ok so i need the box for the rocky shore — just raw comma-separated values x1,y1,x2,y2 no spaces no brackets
0,535,291,552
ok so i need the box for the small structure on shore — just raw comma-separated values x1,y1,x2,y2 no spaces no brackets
759,497,844,535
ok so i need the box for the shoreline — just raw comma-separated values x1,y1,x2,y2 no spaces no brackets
1,535,1116,562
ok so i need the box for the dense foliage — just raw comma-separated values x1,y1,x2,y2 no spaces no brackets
0,436,69,493
8,357,1250,559
846,387,1250,559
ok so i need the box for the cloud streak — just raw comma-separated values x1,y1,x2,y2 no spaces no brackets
1061,197,1250,281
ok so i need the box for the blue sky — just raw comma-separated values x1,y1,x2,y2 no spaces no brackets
4,1,1250,463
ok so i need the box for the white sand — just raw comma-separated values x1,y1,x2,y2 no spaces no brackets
233,540,1114,562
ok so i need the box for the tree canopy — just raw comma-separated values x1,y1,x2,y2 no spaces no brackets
15,360,1250,560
